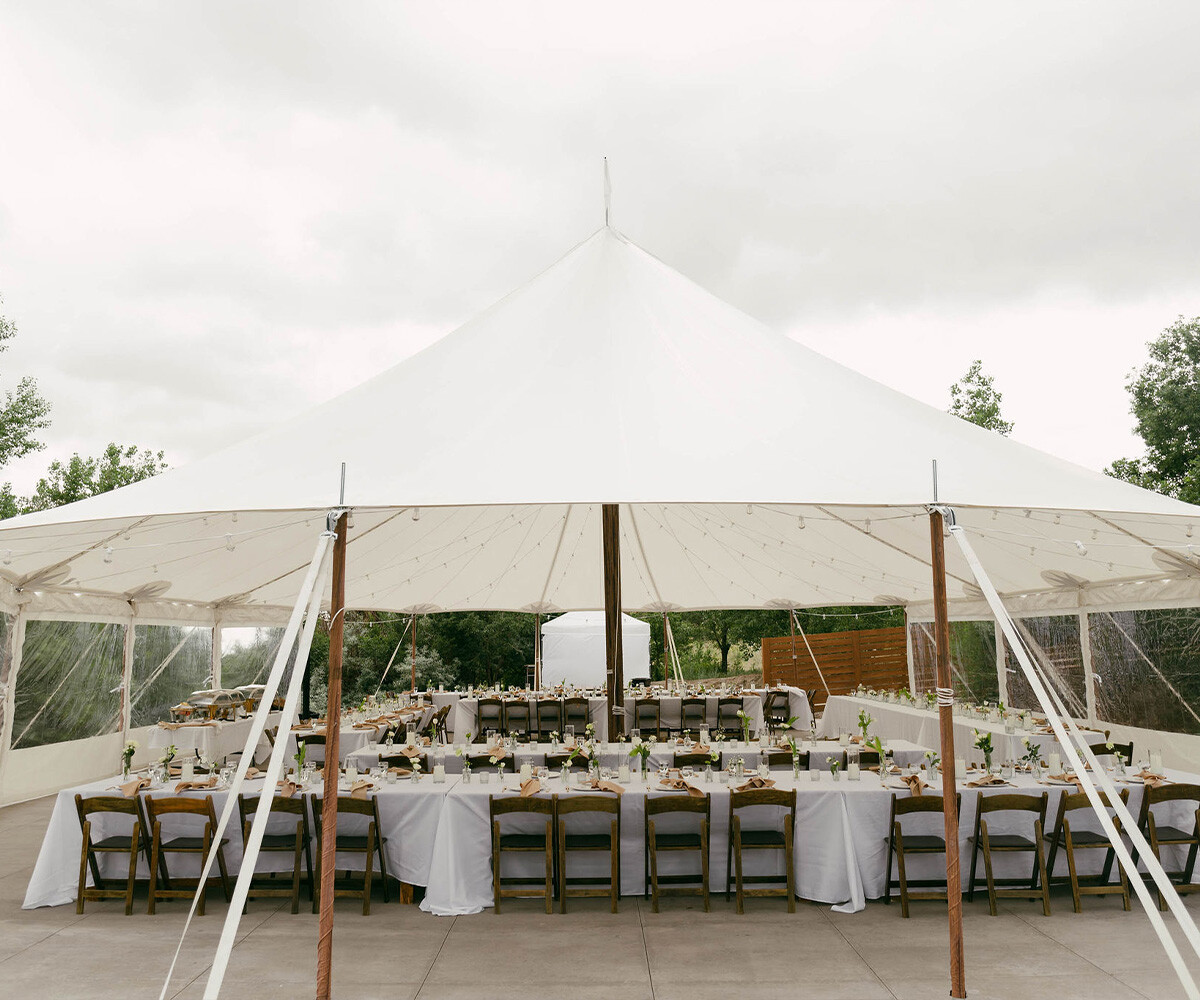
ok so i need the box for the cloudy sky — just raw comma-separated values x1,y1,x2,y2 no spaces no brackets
1,2,1198,497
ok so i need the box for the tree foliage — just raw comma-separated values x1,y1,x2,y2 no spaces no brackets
948,359,1013,435
0,295,51,471
1107,316,1200,504
1,443,167,517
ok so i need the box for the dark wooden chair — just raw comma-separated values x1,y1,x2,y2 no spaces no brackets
1088,740,1134,763
672,751,718,769
144,795,232,915
857,750,881,769
379,751,429,773
727,787,796,913
299,732,327,764
557,793,621,912
503,700,533,741
466,752,512,773
490,795,554,913
633,698,662,740
680,697,707,737
885,792,961,917
74,794,145,915
968,792,1051,916
536,699,563,739
759,750,796,771
1046,789,1130,913
1138,782,1200,910
716,698,743,738
546,750,592,771
563,697,591,736
476,698,504,740
312,794,390,914
764,690,792,734
420,704,451,740
237,794,315,914
645,792,710,912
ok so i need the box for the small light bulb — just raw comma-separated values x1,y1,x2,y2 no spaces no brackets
2,550,10,565
103,547,113,564
797,516,806,530
412,507,421,521
225,534,235,552
1074,540,1087,556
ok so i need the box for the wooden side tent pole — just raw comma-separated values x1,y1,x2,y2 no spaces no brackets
315,511,348,1000
534,612,542,689
602,504,624,738
930,509,967,999
410,612,417,693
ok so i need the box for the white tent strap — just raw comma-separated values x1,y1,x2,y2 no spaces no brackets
204,541,331,999
1102,611,1200,729
157,530,333,1000
663,615,684,690
951,523,1200,999
791,611,831,695
914,621,979,702
1009,617,1087,718
374,616,412,698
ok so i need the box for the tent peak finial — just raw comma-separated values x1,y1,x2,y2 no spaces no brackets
603,156,611,228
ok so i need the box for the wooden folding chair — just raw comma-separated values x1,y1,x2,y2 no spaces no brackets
490,795,554,913
74,794,145,915
1046,789,1130,912
1138,782,1200,911
144,795,232,915
968,792,1051,916
633,698,662,740
312,794,391,914
237,794,315,914
727,787,796,913
884,792,960,917
557,793,621,912
645,792,710,912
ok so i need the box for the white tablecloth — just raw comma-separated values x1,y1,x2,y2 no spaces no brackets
819,696,1071,763
146,713,281,764
23,772,454,909
282,726,384,764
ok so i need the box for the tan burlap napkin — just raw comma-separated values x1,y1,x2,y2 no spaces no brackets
119,777,150,797
689,743,712,755
735,776,776,791
174,776,218,793
1138,770,1168,788
353,722,378,730
902,774,927,796
276,779,299,798
966,774,1011,787
519,778,541,797
245,767,262,779
397,745,424,759
659,777,705,798
583,778,625,796
350,780,374,800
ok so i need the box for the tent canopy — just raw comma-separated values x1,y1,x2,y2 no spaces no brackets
540,611,651,688
3,226,1200,623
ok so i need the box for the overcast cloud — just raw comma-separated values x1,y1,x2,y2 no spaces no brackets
1,1,1198,495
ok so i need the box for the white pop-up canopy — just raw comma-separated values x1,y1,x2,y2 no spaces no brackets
540,611,651,688
2,225,1199,626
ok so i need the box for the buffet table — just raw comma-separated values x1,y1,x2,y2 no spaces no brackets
146,712,281,764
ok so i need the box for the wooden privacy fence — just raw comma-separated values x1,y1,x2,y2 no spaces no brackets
761,625,909,711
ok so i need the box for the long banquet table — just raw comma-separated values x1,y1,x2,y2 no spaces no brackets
819,695,1076,763
146,713,281,764
30,763,1198,915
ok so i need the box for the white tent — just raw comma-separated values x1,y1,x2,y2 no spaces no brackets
4,223,1200,804
540,611,651,688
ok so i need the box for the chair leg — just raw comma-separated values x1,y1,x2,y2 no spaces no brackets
1063,822,1082,914
610,818,620,913
701,818,711,913
726,824,733,903
784,814,795,913
363,824,376,916
147,823,161,915
733,817,745,915
125,821,140,916
198,829,211,917
545,819,554,916
1034,820,1052,917
967,827,980,902
76,820,91,915
492,821,501,914
895,832,910,918
648,822,660,913
981,821,997,917
291,825,303,915
884,824,896,906
214,841,232,904
558,819,568,914
1148,816,1167,912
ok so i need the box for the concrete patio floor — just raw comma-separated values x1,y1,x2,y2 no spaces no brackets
3,793,1198,1000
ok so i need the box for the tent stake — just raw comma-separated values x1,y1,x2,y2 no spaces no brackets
930,509,966,999
602,504,624,738
315,511,348,1000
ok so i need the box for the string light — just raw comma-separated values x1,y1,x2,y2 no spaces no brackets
412,508,421,521
1074,541,1087,557
103,547,113,564
225,534,236,552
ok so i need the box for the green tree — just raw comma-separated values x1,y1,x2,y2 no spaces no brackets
13,443,167,515
1107,316,1200,503
948,359,1013,435
670,609,790,674
0,294,52,471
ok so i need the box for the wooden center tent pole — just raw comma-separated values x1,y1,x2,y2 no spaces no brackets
930,509,967,999
602,503,624,738
315,511,347,1000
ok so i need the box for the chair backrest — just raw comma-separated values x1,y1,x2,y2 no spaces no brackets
730,787,797,823
977,791,1048,824
717,698,742,725
563,697,590,728
312,794,380,828
536,700,563,728
557,793,620,817
490,794,554,819
75,794,139,828
1142,782,1200,829
504,700,531,730
421,704,451,737
238,794,309,838
144,794,217,829
477,698,504,728
546,751,591,769
890,792,955,818
380,752,429,771
680,698,707,727
760,750,795,770
634,699,660,726
673,752,718,768
765,690,790,719
466,752,511,771
1089,740,1134,761
646,793,709,819
300,733,327,746
857,750,881,767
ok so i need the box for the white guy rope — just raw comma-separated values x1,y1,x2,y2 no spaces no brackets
204,540,331,999
792,610,831,695
374,616,412,698
952,522,1200,999
1102,612,1200,729
157,530,333,1000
